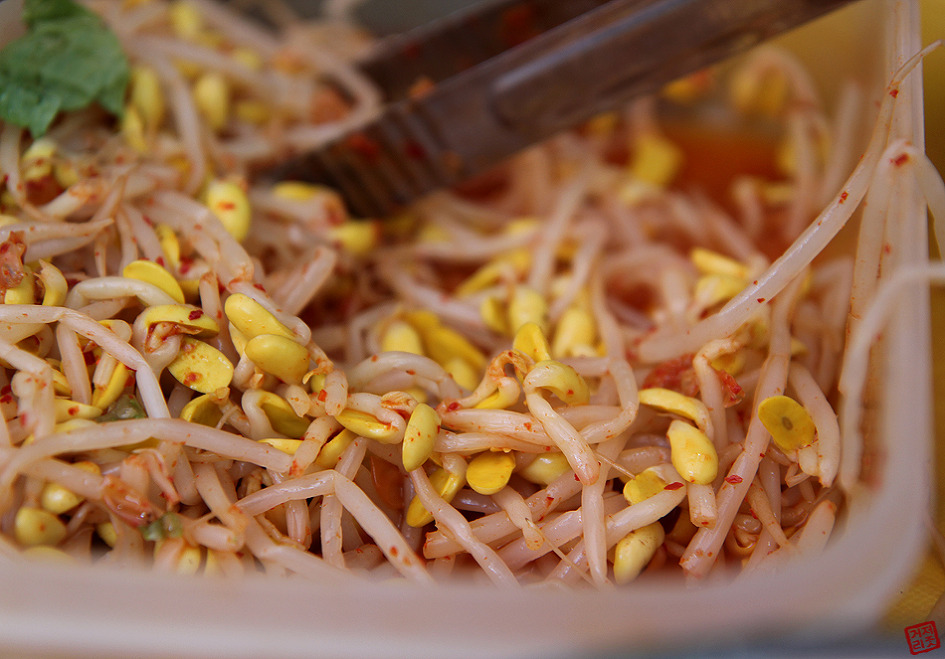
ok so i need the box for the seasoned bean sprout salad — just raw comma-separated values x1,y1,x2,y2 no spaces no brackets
0,0,940,586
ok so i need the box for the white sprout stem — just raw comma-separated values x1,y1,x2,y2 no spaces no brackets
546,464,686,581
236,469,433,583
819,81,863,207
687,483,718,528
151,191,255,285
0,336,56,439
849,143,901,333
65,277,179,309
437,408,553,445
693,336,744,451
491,487,543,550
121,204,165,264
789,497,838,558
680,274,805,578
638,42,939,362
187,0,281,56
293,417,341,475
320,437,366,569
527,171,587,294
0,124,24,208
838,262,945,489
22,458,105,500
0,418,293,505
423,468,583,558
578,358,639,444
524,391,600,485
409,468,518,587
188,520,243,553
583,436,626,585
499,492,626,571
193,461,343,582
382,266,488,332
548,219,607,321
237,471,335,515
434,432,552,454
136,35,287,101
322,369,347,416
3,215,112,243
745,480,793,551
131,46,207,194
115,202,139,270
274,246,338,316
789,362,840,487
783,111,819,241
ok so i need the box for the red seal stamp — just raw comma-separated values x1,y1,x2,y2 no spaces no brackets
905,621,940,655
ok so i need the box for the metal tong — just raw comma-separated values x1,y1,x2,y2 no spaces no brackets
271,0,856,217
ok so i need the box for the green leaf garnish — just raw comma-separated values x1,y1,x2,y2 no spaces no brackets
99,394,146,422
140,512,184,542
0,0,130,137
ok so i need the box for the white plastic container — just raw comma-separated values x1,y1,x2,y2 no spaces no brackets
0,1,932,657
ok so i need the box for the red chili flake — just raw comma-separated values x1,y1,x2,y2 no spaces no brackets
889,88,899,98
567,389,574,396
757,297,766,303
346,132,380,162
523,421,533,431
253,283,266,292
402,41,421,61
0,395,11,405
179,257,194,274
499,4,539,48
217,201,236,211
724,475,744,484
447,401,461,412
664,481,684,491
405,369,416,376
716,369,744,407
155,256,165,266
884,243,892,254
68,406,79,416
574,474,581,481
390,546,399,557
545,495,555,505
892,153,909,167
317,389,327,402
188,309,203,320
25,175,64,205
403,140,426,161
839,191,848,203
642,354,698,396
184,372,200,384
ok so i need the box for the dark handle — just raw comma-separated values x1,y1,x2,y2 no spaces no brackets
492,0,856,138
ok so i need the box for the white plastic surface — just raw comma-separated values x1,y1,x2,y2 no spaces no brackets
0,1,932,657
